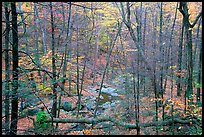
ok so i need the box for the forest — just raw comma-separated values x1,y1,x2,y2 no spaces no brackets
1,2,202,135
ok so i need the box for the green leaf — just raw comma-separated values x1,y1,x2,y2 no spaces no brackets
169,65,177,69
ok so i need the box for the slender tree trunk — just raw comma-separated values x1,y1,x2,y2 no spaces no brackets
76,26,80,117
159,2,165,122
17,2,29,53
177,18,184,96
142,8,147,96
4,2,10,135
196,19,202,103
10,2,19,135
132,70,138,135
67,3,73,93
42,3,47,55
34,3,41,78
135,3,142,134
78,9,93,118
92,13,100,86
42,3,48,83
56,2,68,129
185,26,193,101
93,22,122,120
193,18,201,67
164,2,178,97
34,2,47,56
50,2,57,118
151,11,159,135
137,66,140,135
61,2,72,97
119,30,131,118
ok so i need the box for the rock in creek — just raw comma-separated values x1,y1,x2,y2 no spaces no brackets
102,102,111,109
86,101,96,110
101,87,119,96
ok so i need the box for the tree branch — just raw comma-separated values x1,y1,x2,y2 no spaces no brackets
178,2,185,16
190,11,202,28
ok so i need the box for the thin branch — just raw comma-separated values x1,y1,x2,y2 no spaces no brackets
190,11,202,28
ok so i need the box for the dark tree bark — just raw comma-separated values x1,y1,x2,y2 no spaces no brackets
177,18,185,97
152,11,159,135
178,2,202,101
61,2,72,97
193,17,201,66
159,2,165,122
10,2,19,135
76,26,80,117
196,18,202,103
4,2,11,135
50,2,57,118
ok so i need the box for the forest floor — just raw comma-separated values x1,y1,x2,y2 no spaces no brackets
16,79,201,135
5,54,201,135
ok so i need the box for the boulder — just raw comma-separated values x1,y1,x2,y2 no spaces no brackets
62,102,73,112
86,100,96,110
27,108,41,116
110,102,117,107
102,102,111,109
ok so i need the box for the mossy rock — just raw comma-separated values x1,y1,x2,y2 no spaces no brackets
61,102,74,112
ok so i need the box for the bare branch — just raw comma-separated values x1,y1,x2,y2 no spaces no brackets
190,11,202,28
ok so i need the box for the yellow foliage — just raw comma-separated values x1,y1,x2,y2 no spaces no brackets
82,129,92,135
165,104,171,110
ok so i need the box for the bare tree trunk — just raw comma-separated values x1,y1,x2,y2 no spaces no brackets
178,2,202,101
142,7,147,96
42,3,48,83
34,3,41,78
177,18,184,97
164,2,178,97
196,18,202,103
10,2,19,135
193,18,201,66
42,3,47,55
93,21,122,120
159,2,165,122
92,10,100,86
4,2,10,135
76,26,80,117
17,2,29,53
132,70,138,135
61,2,72,97
152,12,159,135
50,2,57,118
56,2,68,129
68,3,73,93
